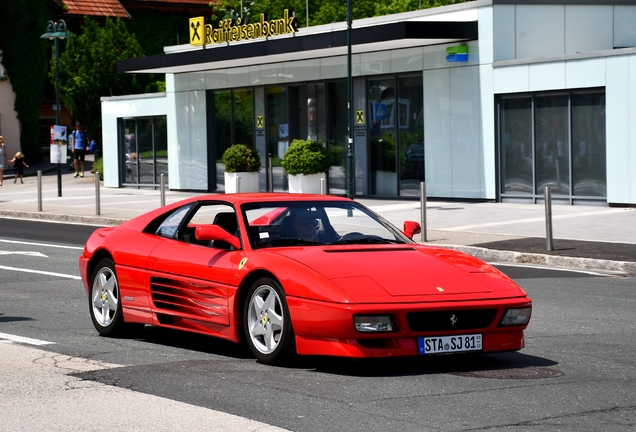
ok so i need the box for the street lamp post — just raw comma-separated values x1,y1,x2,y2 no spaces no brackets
41,19,71,198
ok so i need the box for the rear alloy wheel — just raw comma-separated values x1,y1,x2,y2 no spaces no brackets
89,258,127,336
244,277,295,364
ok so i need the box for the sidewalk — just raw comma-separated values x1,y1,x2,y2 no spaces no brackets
2,157,636,276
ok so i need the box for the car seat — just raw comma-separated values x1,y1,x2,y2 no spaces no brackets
211,212,239,249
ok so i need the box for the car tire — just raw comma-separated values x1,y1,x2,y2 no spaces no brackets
244,277,295,364
89,258,131,336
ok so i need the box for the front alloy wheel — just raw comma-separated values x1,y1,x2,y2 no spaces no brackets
89,258,125,336
244,277,294,364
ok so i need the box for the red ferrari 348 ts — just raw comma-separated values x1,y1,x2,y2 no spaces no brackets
79,194,531,364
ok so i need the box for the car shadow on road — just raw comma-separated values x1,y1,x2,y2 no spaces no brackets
293,351,562,379
122,325,253,360
107,326,562,379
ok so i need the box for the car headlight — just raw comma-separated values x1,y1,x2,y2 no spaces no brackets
500,307,532,326
354,315,394,332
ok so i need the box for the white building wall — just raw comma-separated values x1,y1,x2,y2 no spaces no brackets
478,5,496,199
494,4,633,62
606,54,636,204
101,93,168,188
422,46,484,198
493,50,636,205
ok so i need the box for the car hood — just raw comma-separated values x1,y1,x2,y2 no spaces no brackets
268,245,525,302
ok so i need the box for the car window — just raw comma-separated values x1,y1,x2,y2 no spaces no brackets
243,201,408,249
155,204,194,239
182,203,240,249
188,204,235,227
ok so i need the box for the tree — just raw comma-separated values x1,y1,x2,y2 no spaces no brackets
55,17,152,141
0,0,50,159
208,0,468,27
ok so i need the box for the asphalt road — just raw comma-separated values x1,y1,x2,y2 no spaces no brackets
1,219,635,431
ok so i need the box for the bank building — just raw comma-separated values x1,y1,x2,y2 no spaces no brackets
102,0,636,206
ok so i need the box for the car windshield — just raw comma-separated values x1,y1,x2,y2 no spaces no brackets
242,201,409,249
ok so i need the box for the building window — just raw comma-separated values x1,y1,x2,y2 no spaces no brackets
120,116,168,187
368,74,424,197
498,89,606,204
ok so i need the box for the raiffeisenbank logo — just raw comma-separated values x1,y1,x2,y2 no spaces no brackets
189,10,298,47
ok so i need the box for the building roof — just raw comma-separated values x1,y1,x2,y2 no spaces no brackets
118,20,478,74
62,0,131,18
121,0,211,4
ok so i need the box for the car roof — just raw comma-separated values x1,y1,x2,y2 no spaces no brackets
118,193,354,232
198,193,353,205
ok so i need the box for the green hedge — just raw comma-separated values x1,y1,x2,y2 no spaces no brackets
222,144,261,172
281,139,331,176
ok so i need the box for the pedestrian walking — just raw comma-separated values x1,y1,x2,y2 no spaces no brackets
71,121,89,177
0,136,6,186
9,151,28,184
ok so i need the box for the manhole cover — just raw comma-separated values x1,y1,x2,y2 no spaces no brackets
447,367,563,379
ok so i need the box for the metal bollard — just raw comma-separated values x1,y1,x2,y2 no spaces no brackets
236,176,241,193
420,182,427,242
160,174,166,207
37,170,43,212
268,153,274,193
545,186,553,251
321,178,326,195
95,172,101,215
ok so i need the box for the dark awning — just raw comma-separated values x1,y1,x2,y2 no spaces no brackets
118,20,478,74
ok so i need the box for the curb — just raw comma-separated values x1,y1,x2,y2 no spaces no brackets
437,244,636,277
0,210,126,227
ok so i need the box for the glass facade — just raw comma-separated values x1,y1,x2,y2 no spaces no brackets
120,116,168,187
212,89,254,190
398,75,425,197
204,73,424,196
498,89,606,203
368,77,398,196
326,81,347,194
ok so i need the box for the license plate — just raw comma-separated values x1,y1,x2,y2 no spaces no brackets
418,334,482,355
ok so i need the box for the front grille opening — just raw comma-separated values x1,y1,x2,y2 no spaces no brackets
407,309,497,332
357,338,389,349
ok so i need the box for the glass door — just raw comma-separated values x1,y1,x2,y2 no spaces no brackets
368,77,397,196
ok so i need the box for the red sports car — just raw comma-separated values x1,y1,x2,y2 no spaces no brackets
79,194,531,364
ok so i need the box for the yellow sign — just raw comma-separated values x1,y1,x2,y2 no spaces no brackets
189,17,205,46
190,10,298,47
257,116,264,129
356,110,365,125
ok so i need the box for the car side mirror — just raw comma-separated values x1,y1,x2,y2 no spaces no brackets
403,221,422,240
195,225,241,250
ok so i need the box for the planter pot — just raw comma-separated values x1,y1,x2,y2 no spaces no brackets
375,170,397,196
224,171,259,193
288,173,324,194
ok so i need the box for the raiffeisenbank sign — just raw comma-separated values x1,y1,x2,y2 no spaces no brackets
189,10,298,46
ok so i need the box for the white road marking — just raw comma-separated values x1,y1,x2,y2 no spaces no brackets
0,251,48,257
0,264,81,280
0,238,83,250
0,332,55,346
443,208,625,231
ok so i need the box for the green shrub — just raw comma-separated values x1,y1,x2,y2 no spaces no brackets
222,144,261,172
370,137,396,172
281,139,331,175
93,157,104,177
